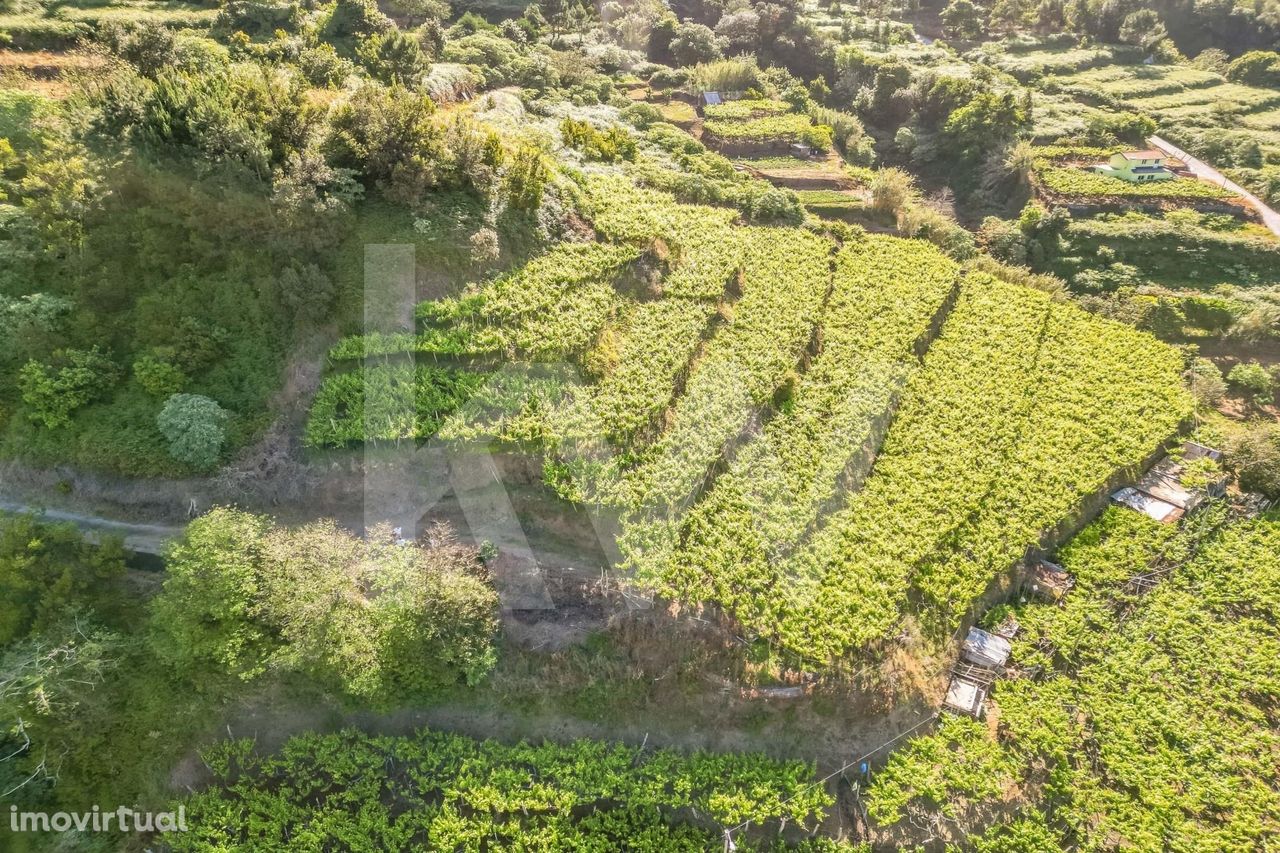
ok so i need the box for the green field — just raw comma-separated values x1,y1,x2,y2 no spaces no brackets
319,177,1191,661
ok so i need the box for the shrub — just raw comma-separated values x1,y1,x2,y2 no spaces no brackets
1226,50,1280,87
559,118,636,162
0,516,128,645
1225,423,1280,498
157,394,229,470
620,102,663,129
18,348,122,429
133,351,188,397
1227,361,1274,404
870,167,915,217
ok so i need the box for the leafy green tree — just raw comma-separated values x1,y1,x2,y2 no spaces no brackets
18,347,121,429
9,135,104,258
1226,50,1280,87
323,0,394,42
669,22,722,66
357,30,428,85
941,0,987,40
97,20,180,78
944,92,1028,159
324,82,444,202
978,217,1028,265
1118,9,1167,53
157,393,229,470
150,508,275,680
0,293,71,361
150,512,500,701
258,521,499,701
0,515,128,645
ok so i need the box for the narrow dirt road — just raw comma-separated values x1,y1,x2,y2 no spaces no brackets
0,499,183,554
1148,135,1280,237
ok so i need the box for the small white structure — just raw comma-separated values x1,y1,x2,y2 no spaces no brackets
962,627,1012,669
701,91,723,107
1112,486,1182,522
943,677,987,717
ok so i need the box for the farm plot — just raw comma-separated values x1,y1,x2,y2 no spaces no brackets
175,728,834,849
639,238,959,630
1063,64,1221,98
1031,147,1235,201
772,274,1188,660
303,178,1190,667
1128,83,1280,115
615,226,832,512
699,99,833,152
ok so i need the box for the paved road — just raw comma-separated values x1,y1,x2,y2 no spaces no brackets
1148,135,1280,237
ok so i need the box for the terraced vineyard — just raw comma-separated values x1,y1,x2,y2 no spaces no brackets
700,98,833,151
870,507,1280,849
308,176,1192,662
1054,62,1280,160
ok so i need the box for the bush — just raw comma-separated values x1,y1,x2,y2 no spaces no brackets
133,350,187,397
620,102,663,129
0,515,128,645
1225,424,1280,498
1226,50,1280,87
157,394,229,470
559,118,636,162
870,167,915,217
1227,362,1274,404
18,348,122,429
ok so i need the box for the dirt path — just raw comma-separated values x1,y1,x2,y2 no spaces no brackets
1149,135,1280,237
0,498,184,555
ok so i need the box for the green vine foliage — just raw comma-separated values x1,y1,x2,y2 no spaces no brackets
173,728,836,851
868,506,1280,850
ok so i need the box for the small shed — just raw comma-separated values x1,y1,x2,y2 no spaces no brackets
1133,442,1228,514
701,91,723,107
943,677,987,717
1137,464,1202,511
1112,486,1182,523
789,142,813,158
1028,558,1074,602
962,627,1012,669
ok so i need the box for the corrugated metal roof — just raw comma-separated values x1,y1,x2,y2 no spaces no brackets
1112,487,1181,522
963,627,1012,668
